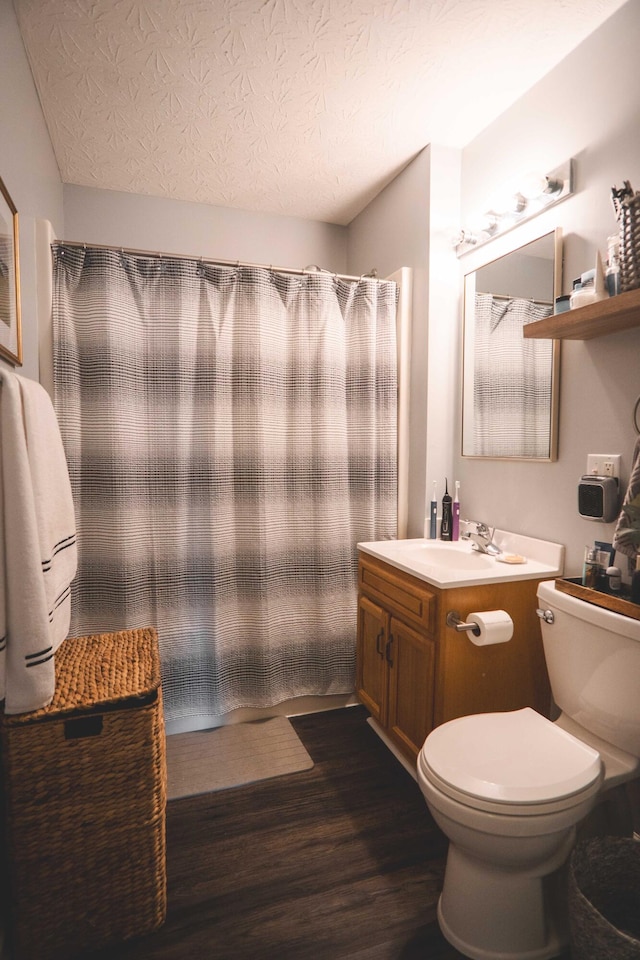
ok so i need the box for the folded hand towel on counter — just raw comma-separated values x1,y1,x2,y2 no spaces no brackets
612,435,640,574
0,370,77,714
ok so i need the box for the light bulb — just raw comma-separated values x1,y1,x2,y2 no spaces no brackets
467,211,499,235
453,228,489,247
544,176,564,196
519,172,565,200
519,173,548,200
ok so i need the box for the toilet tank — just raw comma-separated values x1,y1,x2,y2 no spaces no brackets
536,579,640,758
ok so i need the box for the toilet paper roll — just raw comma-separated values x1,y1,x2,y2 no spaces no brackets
467,610,513,646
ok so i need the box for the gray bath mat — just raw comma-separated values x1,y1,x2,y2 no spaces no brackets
165,715,314,799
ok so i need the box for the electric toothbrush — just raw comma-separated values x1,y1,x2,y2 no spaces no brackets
440,479,452,541
452,481,460,541
429,481,437,539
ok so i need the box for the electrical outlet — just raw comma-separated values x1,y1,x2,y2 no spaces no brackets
586,454,621,478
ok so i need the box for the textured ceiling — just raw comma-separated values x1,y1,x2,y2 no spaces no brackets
14,0,628,225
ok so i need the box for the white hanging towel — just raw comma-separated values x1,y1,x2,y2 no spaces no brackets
0,370,77,714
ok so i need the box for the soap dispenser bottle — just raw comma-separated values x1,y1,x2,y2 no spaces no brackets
440,479,452,541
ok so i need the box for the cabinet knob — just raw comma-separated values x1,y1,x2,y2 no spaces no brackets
385,635,394,666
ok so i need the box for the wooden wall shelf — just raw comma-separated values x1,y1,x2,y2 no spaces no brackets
523,287,640,340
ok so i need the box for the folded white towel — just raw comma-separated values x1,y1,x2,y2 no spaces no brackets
0,370,77,714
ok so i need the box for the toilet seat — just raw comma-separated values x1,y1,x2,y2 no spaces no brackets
420,708,603,816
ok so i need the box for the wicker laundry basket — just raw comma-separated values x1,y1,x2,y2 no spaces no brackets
568,837,640,960
0,627,167,960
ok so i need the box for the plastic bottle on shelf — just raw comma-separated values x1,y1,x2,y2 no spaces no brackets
570,253,608,308
605,235,621,296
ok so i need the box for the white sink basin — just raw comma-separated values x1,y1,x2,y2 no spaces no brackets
397,542,495,571
358,532,564,588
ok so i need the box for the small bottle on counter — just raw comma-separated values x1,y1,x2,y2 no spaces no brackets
582,546,599,589
606,566,622,593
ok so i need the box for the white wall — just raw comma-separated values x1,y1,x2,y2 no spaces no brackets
0,0,63,380
424,146,462,529
347,146,461,538
455,0,640,577
63,184,347,274
347,149,431,538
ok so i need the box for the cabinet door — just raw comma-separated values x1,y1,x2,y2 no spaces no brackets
356,595,388,726
387,616,435,761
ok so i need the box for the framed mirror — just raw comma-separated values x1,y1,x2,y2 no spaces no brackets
462,229,561,460
0,174,22,366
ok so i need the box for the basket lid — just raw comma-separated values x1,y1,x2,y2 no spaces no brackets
2,628,161,725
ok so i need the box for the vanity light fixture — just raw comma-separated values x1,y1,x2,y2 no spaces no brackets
454,159,574,255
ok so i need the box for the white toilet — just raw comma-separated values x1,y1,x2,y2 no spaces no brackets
417,578,640,960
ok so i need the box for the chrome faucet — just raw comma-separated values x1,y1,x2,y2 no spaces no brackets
462,521,502,556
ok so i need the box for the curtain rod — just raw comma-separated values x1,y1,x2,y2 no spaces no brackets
478,291,553,306
57,239,381,284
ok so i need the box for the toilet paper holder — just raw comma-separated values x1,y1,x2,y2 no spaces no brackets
446,610,481,637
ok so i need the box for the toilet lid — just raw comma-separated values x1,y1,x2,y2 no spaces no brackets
423,708,602,803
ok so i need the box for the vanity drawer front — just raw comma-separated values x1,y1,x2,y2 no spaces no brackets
358,555,436,634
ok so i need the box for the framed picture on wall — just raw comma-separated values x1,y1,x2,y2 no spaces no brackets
0,175,22,366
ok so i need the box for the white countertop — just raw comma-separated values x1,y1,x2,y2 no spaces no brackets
357,532,565,589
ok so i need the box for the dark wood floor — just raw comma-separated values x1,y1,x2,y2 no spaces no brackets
88,706,466,960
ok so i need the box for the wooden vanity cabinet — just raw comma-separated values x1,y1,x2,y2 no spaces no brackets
356,552,551,764
356,555,437,760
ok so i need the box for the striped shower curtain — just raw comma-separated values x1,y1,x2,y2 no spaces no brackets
473,293,553,458
52,245,397,723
